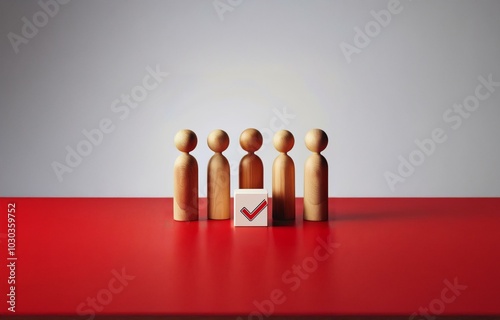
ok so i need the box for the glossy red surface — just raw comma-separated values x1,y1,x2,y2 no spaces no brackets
0,198,499,316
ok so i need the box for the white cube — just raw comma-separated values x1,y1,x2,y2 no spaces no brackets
233,189,268,227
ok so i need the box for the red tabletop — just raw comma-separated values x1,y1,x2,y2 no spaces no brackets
0,197,499,317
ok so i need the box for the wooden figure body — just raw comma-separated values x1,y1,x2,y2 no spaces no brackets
173,129,198,221
304,129,329,221
207,129,230,220
272,130,295,220
239,128,264,189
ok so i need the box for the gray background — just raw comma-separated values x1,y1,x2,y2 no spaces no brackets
1,0,499,197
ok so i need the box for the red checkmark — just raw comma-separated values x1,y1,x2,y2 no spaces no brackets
240,199,268,221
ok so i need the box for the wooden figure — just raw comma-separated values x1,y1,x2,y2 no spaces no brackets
239,128,264,189
173,129,198,221
304,129,329,221
272,130,295,220
207,129,230,220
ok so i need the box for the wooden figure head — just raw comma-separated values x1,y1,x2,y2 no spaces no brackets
305,129,328,153
273,130,294,154
207,129,229,153
174,129,197,153
239,128,263,153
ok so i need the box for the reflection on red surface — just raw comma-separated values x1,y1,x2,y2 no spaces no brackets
0,198,499,316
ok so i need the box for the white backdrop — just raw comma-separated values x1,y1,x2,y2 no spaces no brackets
1,0,499,197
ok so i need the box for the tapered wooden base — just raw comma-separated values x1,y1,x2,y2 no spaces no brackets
304,153,328,221
272,154,295,220
208,153,230,220
173,153,198,221
239,153,264,189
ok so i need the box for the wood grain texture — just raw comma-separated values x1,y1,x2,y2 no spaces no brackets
272,154,295,220
304,153,328,221
239,154,264,189
207,153,230,219
173,153,198,221
207,129,230,220
239,128,264,189
173,129,198,221
272,130,295,221
304,128,329,221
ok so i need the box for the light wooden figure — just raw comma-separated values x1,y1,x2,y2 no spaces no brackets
207,129,230,220
272,130,295,220
304,129,329,221
239,128,264,189
173,129,198,221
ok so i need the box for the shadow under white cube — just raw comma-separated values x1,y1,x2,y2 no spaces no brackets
234,189,268,227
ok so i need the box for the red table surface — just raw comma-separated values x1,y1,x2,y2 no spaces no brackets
0,197,499,316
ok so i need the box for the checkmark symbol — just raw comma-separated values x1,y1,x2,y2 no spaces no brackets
241,199,268,221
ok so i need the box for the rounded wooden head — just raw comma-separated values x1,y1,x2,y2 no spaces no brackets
239,128,263,153
207,129,229,153
273,130,294,153
305,129,328,153
174,129,197,153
